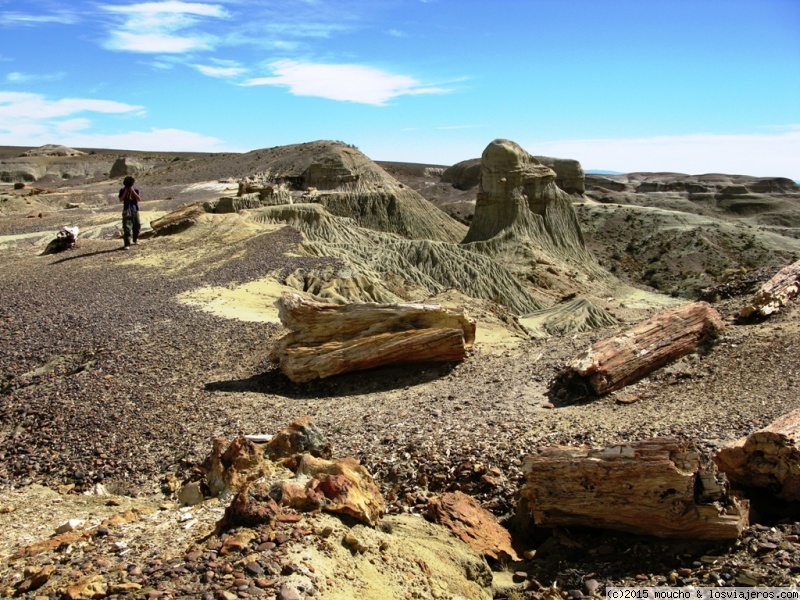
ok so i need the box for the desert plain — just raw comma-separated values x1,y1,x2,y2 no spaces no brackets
1,140,799,599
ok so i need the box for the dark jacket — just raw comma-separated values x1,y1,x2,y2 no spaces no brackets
119,186,141,212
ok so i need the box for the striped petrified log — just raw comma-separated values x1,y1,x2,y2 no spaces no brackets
570,301,724,395
150,202,207,233
714,408,800,502
517,437,748,540
270,292,476,383
740,259,800,319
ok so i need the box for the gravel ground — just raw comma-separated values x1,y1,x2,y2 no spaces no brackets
2,197,800,597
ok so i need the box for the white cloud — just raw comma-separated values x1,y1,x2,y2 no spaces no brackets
56,119,93,135
530,129,800,180
0,121,233,152
0,90,235,152
193,63,246,78
0,11,79,25
242,60,449,105
0,92,143,120
103,1,226,18
102,1,229,53
113,31,214,53
56,128,235,152
7,71,66,83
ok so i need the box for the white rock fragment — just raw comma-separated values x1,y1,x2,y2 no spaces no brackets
55,519,85,534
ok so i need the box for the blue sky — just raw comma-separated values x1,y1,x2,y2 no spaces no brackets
1,0,798,178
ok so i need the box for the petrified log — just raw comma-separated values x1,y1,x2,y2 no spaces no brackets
714,408,800,502
270,292,476,383
149,202,207,233
517,437,748,540
570,301,724,394
740,259,800,319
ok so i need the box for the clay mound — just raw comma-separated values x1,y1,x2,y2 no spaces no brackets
520,297,617,338
148,141,466,243
251,203,546,314
21,144,87,157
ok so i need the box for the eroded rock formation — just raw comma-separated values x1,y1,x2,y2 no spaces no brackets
461,139,599,293
21,144,87,157
109,156,152,178
534,155,585,195
240,141,466,244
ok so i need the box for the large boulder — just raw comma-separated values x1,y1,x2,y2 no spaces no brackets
110,156,151,178
441,159,481,191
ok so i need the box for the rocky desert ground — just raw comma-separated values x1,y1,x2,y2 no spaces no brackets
1,141,799,600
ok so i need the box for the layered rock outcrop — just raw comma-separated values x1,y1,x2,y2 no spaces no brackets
237,141,466,244
109,156,153,178
21,144,87,157
0,147,111,182
534,155,585,195
462,139,597,273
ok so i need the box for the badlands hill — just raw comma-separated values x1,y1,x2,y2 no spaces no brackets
1,140,800,598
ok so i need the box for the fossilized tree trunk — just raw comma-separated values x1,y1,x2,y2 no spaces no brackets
740,259,800,319
270,292,476,383
517,437,748,540
570,301,724,395
714,408,800,502
150,202,207,233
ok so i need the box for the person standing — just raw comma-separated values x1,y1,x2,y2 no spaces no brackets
118,175,142,249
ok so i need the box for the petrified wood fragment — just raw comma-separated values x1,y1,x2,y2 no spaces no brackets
427,491,519,561
570,301,724,394
270,292,476,383
149,202,207,233
714,408,800,502
740,259,800,319
517,437,747,540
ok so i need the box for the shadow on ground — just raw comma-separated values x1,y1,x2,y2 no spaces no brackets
546,370,598,407
48,247,126,262
205,362,459,399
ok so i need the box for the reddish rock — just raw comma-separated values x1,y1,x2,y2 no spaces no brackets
15,565,55,593
275,480,325,512
222,482,281,529
202,436,274,497
427,491,519,561
265,416,332,460
296,454,385,526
